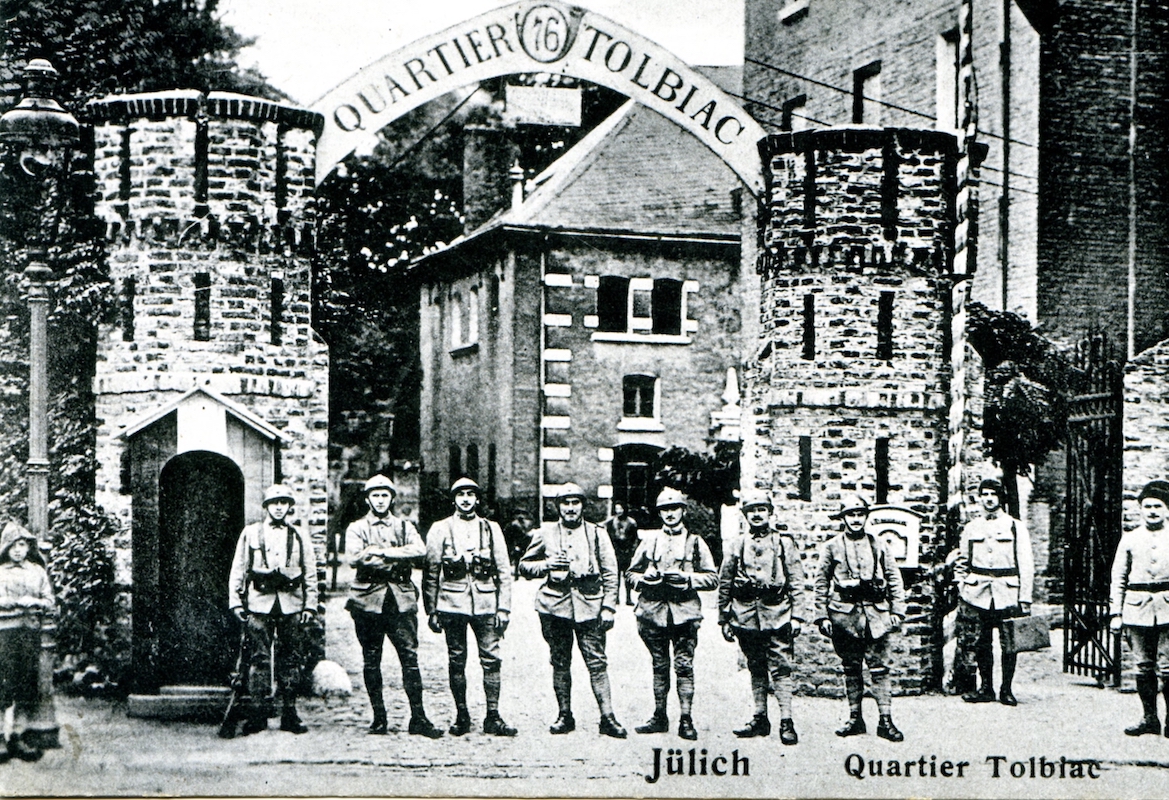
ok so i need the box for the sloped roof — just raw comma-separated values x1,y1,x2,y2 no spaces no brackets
416,67,745,267
116,386,288,442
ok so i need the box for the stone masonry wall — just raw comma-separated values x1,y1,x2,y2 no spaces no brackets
83,91,328,587
747,128,957,695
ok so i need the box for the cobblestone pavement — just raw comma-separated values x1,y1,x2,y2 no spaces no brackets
4,579,1169,797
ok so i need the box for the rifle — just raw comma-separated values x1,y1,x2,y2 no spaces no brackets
217,628,249,739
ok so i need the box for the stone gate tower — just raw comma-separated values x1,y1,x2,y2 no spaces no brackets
83,91,329,695
745,128,959,694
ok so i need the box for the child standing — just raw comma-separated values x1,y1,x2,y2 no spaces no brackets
0,520,56,762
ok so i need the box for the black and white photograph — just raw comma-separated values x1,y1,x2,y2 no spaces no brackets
0,0,1166,796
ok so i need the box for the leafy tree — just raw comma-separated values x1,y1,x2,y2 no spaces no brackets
965,302,1078,515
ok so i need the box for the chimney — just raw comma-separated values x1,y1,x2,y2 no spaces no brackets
509,160,525,211
462,125,519,233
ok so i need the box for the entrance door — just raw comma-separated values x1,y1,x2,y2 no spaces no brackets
612,444,663,529
158,451,245,685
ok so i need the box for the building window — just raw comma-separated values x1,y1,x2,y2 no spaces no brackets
875,437,890,504
852,61,882,124
270,275,284,346
782,94,808,132
623,375,657,418
489,275,500,316
801,293,815,360
194,272,211,341
612,443,663,525
651,279,683,335
597,276,629,332
936,31,960,131
449,444,462,483
798,436,812,501
466,443,480,482
597,276,686,337
121,276,136,342
468,286,480,344
487,442,497,501
877,291,894,361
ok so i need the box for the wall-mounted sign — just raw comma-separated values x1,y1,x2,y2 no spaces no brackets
866,505,923,569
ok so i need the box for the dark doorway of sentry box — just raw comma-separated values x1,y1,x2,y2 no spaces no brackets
157,450,245,687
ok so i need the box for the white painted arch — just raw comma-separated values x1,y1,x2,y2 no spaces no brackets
310,1,765,195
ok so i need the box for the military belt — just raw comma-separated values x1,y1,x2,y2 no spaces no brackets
969,566,1019,577
1128,581,1169,593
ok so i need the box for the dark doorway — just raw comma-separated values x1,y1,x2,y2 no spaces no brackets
158,451,245,685
612,443,663,530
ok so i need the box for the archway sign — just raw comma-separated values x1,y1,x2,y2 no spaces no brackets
311,1,765,195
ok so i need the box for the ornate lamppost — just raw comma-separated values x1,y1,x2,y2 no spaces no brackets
0,57,80,751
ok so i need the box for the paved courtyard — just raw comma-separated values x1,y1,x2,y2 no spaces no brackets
3,579,1169,798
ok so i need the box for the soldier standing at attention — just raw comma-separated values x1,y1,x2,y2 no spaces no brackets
1110,480,1169,736
605,502,639,606
626,487,719,741
519,483,627,739
953,478,1034,706
344,475,442,738
814,495,906,742
718,489,806,744
228,484,318,735
423,477,516,737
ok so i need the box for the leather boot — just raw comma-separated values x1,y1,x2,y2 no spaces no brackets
779,718,798,745
677,715,698,740
876,714,904,742
449,708,472,736
733,713,771,738
483,711,517,737
408,715,444,739
549,711,576,735
6,732,43,762
636,711,669,734
280,706,308,734
599,714,628,739
999,653,1018,706
835,713,866,737
1126,674,1161,736
368,695,388,735
962,685,996,703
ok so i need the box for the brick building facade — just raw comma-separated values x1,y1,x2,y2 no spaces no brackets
83,91,329,692
416,96,744,526
746,127,958,694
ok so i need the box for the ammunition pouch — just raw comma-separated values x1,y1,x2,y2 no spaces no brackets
250,571,304,594
573,573,602,595
471,554,498,581
835,578,886,604
355,562,412,585
731,580,786,603
442,559,468,582
640,579,692,602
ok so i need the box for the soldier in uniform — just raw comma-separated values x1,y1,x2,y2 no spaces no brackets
626,487,719,741
1109,480,1169,736
718,489,806,744
519,483,627,738
423,477,516,737
814,495,906,742
605,502,639,606
953,478,1034,706
344,474,442,738
228,484,318,735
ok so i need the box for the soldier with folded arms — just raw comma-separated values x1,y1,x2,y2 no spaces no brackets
520,483,627,739
344,474,442,738
423,477,516,737
815,494,906,742
718,489,806,744
228,483,318,735
1110,479,1169,736
626,487,719,741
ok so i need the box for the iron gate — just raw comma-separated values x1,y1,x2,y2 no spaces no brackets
1062,334,1123,686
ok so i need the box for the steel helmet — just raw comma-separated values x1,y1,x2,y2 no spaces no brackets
830,494,870,519
655,487,688,509
739,489,773,512
364,474,397,496
263,483,295,505
450,476,481,495
556,482,586,501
